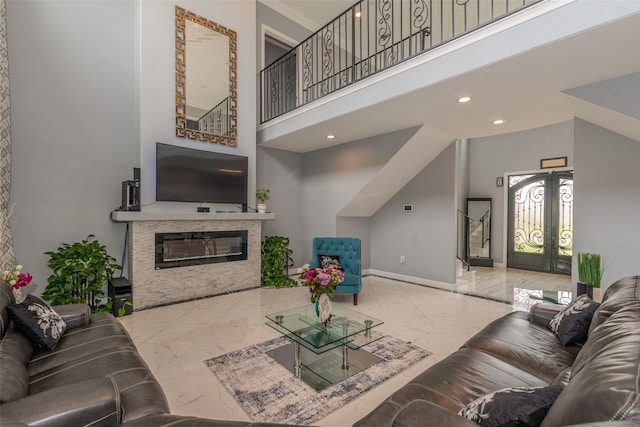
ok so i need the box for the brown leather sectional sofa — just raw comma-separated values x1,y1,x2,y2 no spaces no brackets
353,276,640,427
0,284,294,427
2,276,640,426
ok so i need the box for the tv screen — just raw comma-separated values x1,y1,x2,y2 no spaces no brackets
156,143,248,209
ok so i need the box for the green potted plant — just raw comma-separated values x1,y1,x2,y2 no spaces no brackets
256,187,270,213
261,236,296,288
577,252,604,300
42,235,123,314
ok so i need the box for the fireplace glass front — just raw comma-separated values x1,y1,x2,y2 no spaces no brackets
155,230,248,269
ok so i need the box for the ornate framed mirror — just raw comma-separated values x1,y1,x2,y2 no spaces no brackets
175,6,237,146
466,198,494,267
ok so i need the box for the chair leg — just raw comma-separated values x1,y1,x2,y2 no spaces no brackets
353,294,358,305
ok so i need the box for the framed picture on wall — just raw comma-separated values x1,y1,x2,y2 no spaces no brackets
540,156,567,169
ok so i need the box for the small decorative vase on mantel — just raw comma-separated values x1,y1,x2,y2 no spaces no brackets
256,188,270,214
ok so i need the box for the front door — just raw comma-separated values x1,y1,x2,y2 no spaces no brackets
507,171,573,274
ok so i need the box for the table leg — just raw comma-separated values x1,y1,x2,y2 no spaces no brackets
341,345,349,370
341,321,350,370
293,341,301,377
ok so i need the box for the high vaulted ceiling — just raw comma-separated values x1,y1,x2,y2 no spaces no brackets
257,1,640,153
258,0,355,32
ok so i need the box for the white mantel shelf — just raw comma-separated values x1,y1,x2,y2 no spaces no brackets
111,211,275,222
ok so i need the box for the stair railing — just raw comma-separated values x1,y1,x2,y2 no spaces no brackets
260,0,542,123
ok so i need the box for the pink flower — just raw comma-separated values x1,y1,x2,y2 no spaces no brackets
15,272,32,289
317,272,331,286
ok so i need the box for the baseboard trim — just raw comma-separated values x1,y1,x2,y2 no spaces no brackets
366,269,456,292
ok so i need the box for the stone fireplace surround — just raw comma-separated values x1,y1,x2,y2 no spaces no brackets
111,211,274,310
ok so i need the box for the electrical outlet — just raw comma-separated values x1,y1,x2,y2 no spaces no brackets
400,255,405,264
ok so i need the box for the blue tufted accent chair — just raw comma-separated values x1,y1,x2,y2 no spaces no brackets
310,237,362,305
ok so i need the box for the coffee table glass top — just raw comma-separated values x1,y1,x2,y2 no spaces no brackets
266,304,383,354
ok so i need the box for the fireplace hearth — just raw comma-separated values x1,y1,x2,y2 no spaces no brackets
155,230,248,269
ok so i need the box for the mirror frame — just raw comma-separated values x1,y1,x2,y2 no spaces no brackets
175,6,237,146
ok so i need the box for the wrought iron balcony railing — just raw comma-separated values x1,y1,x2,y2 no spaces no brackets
260,0,541,123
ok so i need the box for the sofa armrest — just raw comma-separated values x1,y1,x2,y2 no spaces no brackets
529,302,563,328
52,303,91,330
0,377,121,427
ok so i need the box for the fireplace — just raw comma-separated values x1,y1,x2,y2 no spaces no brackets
155,230,248,269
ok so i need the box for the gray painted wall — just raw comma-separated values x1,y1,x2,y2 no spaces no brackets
256,147,304,266
573,119,640,291
6,0,135,296
257,128,411,267
468,121,573,265
336,217,371,270
371,141,457,284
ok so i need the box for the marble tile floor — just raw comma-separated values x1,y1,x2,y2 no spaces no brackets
119,270,567,426
455,263,572,303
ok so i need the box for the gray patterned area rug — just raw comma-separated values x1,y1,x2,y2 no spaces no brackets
204,335,430,425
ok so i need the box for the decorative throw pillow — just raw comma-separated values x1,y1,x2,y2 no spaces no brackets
7,294,67,350
549,294,599,346
458,386,562,427
319,255,343,271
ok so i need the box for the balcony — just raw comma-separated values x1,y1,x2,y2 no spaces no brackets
260,0,541,124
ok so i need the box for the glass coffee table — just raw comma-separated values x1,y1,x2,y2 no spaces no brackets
265,305,384,391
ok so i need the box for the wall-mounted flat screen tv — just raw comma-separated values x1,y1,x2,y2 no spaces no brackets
156,143,248,211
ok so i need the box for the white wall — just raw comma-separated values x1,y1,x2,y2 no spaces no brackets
371,141,457,284
6,0,257,296
468,121,573,265
7,0,136,295
139,0,257,214
573,119,640,291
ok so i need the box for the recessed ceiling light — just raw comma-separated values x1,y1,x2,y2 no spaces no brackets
326,134,335,139
492,119,506,125
457,96,472,103
355,11,362,18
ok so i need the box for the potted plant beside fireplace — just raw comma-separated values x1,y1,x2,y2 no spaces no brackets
261,236,296,288
43,235,122,313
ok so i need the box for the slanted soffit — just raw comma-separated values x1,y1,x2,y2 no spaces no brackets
257,1,640,153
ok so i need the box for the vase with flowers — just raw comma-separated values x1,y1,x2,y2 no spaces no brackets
298,264,344,325
2,263,33,303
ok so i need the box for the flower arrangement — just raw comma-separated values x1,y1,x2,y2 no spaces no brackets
298,264,344,303
3,263,32,290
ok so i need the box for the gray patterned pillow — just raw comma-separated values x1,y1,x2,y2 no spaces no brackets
549,294,599,346
459,386,562,427
7,294,67,350
319,255,342,271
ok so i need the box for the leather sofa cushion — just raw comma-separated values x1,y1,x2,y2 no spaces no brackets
0,284,14,337
0,354,29,403
588,276,640,336
0,376,122,426
29,349,158,393
463,311,579,383
542,306,640,426
393,400,479,427
0,327,34,365
400,348,547,411
29,319,136,376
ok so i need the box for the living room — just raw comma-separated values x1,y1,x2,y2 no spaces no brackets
2,0,640,426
